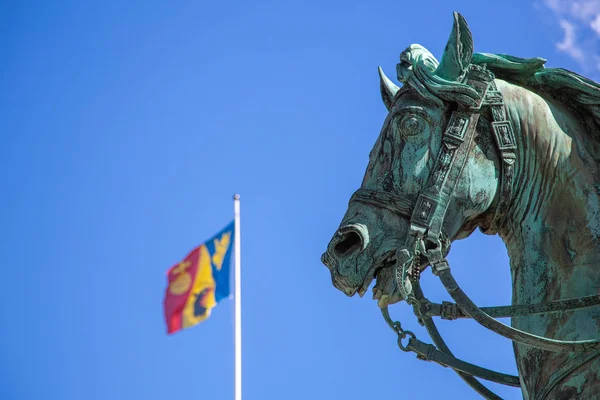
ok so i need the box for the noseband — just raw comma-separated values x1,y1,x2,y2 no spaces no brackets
351,64,600,400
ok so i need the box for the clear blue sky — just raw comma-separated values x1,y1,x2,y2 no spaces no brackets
2,1,598,399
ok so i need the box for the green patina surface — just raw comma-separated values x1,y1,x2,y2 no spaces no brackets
321,12,600,399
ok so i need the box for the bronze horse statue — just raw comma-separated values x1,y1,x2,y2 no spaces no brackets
321,12,600,400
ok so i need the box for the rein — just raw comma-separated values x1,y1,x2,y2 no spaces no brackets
355,64,600,399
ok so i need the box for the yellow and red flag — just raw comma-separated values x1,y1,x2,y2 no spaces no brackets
163,221,234,334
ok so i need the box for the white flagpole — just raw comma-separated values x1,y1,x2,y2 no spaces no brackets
233,194,242,400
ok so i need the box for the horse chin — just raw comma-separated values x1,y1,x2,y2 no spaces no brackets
372,265,405,308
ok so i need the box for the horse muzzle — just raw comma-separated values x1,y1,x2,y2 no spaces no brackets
322,224,416,303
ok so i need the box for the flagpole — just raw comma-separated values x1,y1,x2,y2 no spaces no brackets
233,194,242,400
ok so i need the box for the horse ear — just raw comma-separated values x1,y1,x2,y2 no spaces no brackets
379,66,399,111
436,12,474,81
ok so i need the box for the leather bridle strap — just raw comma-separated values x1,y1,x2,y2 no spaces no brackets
411,282,519,400
415,321,507,400
395,65,495,299
486,82,517,234
381,307,520,388
404,338,521,386
350,189,414,218
437,267,600,352
423,294,600,320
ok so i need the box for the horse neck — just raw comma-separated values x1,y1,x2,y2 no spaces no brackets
497,80,600,303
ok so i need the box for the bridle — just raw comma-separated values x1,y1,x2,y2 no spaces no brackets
350,64,600,399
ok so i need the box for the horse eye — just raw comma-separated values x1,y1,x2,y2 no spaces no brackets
400,115,425,136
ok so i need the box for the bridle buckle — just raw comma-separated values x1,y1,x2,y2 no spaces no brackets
420,237,450,276
440,301,458,320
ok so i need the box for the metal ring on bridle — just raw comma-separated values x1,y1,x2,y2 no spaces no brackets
398,330,416,352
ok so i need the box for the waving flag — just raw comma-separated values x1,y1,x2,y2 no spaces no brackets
163,221,235,334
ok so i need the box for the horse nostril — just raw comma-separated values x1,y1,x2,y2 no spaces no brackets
334,230,363,257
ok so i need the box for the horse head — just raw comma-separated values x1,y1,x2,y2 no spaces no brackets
321,12,502,307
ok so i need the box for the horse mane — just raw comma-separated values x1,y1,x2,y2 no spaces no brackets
472,53,600,149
